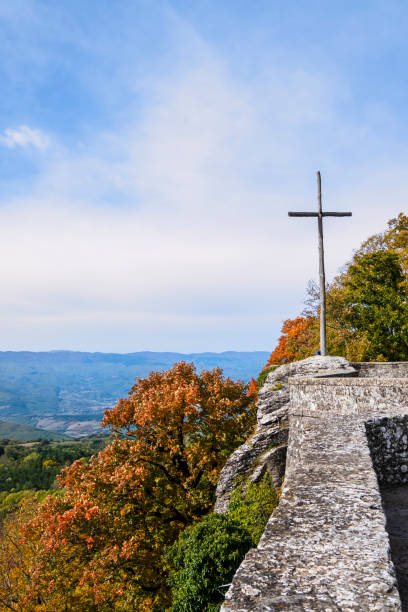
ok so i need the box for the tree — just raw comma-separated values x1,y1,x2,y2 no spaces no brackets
357,213,408,272
0,496,46,612
247,378,258,398
266,316,318,366
18,362,256,611
338,250,408,360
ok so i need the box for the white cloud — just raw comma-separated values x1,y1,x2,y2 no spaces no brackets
0,125,49,151
0,18,405,352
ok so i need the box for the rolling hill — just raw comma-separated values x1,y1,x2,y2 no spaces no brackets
0,420,68,441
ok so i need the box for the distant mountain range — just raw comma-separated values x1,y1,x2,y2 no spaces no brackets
0,351,269,438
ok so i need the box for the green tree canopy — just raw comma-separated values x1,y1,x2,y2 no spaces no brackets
339,250,408,360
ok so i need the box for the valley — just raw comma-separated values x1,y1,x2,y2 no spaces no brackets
0,350,268,437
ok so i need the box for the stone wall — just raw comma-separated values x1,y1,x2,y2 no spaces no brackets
366,416,408,487
353,362,408,378
221,362,408,611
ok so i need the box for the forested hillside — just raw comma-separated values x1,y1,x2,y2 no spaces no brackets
0,437,108,495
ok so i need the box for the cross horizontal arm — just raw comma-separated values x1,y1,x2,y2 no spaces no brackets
288,212,318,217
322,212,352,217
288,211,352,217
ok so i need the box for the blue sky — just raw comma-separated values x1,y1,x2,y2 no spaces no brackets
0,1,407,352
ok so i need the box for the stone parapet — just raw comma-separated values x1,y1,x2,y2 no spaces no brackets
366,416,408,487
352,362,408,378
289,377,408,418
221,367,408,611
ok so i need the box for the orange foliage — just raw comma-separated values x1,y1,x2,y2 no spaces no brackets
266,316,317,366
0,499,43,612
18,362,256,611
247,378,258,398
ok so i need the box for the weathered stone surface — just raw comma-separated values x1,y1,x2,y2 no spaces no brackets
221,364,408,612
353,362,408,378
257,355,355,430
214,408,288,513
214,356,354,514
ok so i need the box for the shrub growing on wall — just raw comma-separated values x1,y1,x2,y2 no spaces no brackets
228,473,279,545
166,513,253,612
167,475,279,611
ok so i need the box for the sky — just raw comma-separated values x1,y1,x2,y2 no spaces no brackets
0,0,407,353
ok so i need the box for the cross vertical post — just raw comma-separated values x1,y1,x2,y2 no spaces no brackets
317,171,326,355
288,172,352,356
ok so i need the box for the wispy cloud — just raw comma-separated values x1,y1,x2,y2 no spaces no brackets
0,125,49,151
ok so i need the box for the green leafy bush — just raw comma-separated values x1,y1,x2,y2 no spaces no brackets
166,475,280,611
166,513,253,612
228,473,279,544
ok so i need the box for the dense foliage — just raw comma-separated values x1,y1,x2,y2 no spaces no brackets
339,250,408,360
0,495,43,612
166,474,278,612
166,513,253,612
267,316,316,365
0,489,56,522
1,362,255,611
228,473,279,545
266,213,408,366
0,437,107,492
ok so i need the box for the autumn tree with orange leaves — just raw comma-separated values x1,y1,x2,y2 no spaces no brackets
266,316,318,366
14,362,255,611
0,498,43,612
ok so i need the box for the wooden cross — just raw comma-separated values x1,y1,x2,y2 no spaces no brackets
288,171,352,356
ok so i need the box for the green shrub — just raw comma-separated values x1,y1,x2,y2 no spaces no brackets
166,513,253,612
257,365,278,389
228,473,279,545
